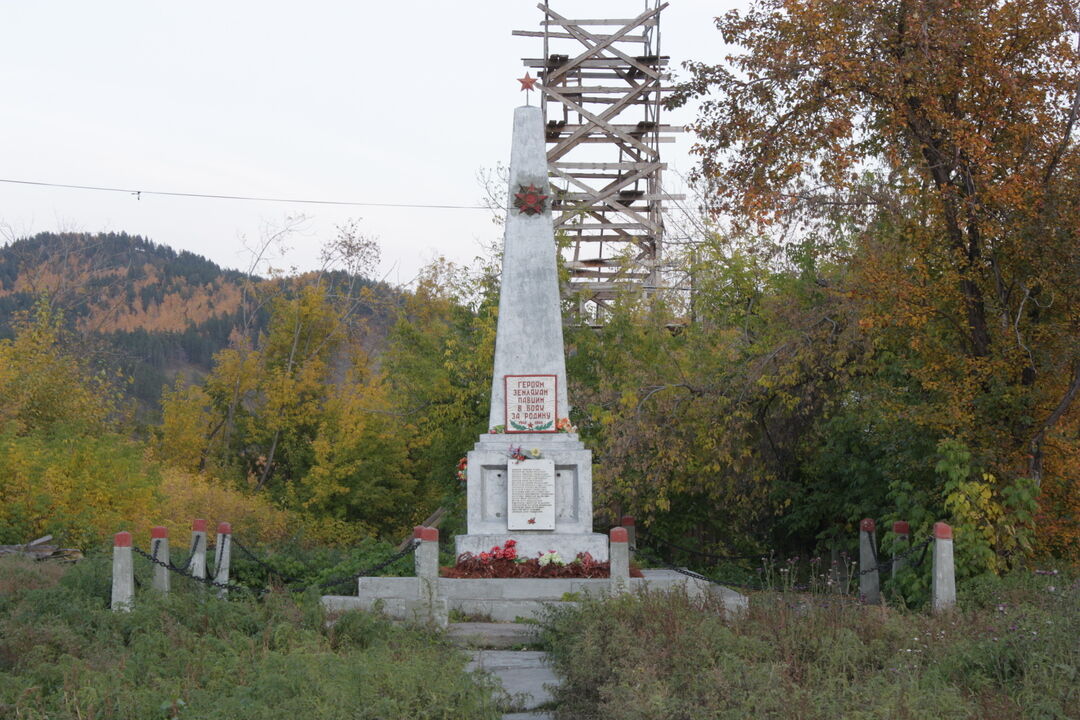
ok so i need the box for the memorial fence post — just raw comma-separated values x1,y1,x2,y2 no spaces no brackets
150,526,170,593
111,531,134,612
413,526,445,627
931,522,956,613
189,519,208,582
213,522,231,599
609,527,630,595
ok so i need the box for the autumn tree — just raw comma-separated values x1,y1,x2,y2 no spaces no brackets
381,257,499,515
668,0,1080,561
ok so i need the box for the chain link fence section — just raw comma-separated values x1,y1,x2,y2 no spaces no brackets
856,536,933,577
315,539,421,592
635,528,766,563
134,537,423,597
635,529,937,594
230,537,308,585
133,545,254,595
632,541,766,592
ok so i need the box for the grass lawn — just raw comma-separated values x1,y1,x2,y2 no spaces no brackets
539,567,1078,719
0,555,502,719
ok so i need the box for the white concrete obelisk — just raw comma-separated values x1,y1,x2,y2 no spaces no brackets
486,107,570,428
455,105,607,562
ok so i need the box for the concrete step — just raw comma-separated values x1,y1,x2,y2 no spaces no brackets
448,622,538,649
467,650,559,712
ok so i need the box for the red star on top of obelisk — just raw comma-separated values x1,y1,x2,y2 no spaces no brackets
518,72,538,91
518,72,538,105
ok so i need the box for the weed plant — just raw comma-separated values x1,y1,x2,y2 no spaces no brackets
538,568,1078,719
0,556,501,719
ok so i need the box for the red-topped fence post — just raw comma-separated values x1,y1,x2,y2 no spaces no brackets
412,526,445,628
111,531,134,612
213,522,232,598
610,527,630,595
150,526,170,593
931,522,956,613
189,519,208,582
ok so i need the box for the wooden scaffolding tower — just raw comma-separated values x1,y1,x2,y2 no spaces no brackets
515,1,680,321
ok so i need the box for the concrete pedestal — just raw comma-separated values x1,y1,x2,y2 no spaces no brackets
456,432,607,562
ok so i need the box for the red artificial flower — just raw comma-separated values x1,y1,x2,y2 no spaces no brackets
528,517,536,524
505,539,517,548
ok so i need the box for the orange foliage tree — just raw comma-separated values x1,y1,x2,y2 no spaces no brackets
669,0,1080,562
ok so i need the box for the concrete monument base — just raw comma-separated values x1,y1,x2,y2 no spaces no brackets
323,569,749,624
455,532,610,562
457,432,606,561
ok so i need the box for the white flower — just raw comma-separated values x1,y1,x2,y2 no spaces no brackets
538,551,564,567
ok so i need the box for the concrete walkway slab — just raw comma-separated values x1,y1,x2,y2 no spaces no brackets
448,622,538,649
467,650,558,711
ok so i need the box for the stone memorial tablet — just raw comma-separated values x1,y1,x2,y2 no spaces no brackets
505,374,557,432
507,459,556,530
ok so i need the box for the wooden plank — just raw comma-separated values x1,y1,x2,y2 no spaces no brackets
552,124,678,132
552,162,666,170
560,193,672,202
566,259,646,268
568,269,651,280
547,98,667,107
542,18,658,26
554,222,653,230
540,86,675,94
523,58,670,68
513,30,648,42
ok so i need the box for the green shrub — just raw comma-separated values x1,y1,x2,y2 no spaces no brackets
539,570,1078,720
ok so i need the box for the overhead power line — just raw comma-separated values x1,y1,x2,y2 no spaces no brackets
0,177,490,210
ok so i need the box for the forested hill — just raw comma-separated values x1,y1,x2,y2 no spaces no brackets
0,232,396,413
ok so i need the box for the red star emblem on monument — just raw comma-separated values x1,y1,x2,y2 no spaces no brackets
518,72,538,91
514,184,548,216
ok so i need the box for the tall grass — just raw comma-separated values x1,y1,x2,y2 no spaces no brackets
539,569,1078,719
0,556,501,719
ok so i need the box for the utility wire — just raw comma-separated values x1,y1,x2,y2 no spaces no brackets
0,177,490,210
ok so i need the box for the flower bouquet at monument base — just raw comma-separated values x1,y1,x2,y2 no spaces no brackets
443,539,643,579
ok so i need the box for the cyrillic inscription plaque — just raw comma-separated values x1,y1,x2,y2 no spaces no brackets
505,374,557,432
507,458,555,530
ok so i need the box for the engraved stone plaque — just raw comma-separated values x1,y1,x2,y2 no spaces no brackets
507,458,556,530
504,374,557,432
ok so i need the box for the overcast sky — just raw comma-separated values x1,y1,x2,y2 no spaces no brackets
0,1,739,285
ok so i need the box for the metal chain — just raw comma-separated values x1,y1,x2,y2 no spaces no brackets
856,536,933,576
231,537,308,585
635,528,766,563
133,545,255,595
636,532,935,590
911,537,933,569
315,539,421,591
178,533,201,572
632,543,765,591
